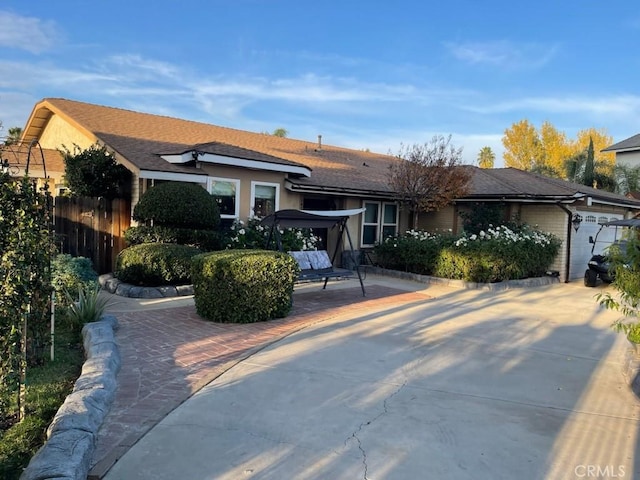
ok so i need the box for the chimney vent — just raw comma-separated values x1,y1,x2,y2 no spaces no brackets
316,134,322,151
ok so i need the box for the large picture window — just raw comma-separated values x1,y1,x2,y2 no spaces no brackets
361,202,398,246
251,181,280,218
208,177,240,218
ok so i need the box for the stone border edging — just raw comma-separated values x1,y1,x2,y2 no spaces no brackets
20,315,120,480
363,266,561,290
98,273,194,298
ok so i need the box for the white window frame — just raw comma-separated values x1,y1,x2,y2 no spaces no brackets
250,181,280,218
361,201,398,247
207,177,240,219
381,203,399,241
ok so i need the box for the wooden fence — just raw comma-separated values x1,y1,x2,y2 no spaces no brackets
53,196,131,274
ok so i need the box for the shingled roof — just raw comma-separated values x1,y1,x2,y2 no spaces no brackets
23,98,396,192
19,98,640,208
602,133,640,153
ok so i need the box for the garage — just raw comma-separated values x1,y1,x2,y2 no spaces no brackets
569,211,623,281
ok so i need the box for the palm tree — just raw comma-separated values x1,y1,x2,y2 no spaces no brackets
477,146,495,169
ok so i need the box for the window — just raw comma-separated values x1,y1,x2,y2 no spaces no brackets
208,177,240,218
251,181,279,218
361,202,398,246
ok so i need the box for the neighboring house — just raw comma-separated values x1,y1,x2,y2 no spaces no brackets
0,141,64,189
602,133,640,168
14,98,640,281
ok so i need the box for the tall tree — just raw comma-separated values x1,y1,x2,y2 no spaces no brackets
573,127,615,176
272,128,288,138
477,146,495,168
502,119,543,170
539,121,571,177
583,137,595,187
5,127,22,146
389,135,471,229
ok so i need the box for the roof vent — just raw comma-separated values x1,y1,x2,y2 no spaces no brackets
316,134,322,152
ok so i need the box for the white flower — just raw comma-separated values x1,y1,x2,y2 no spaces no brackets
238,229,245,235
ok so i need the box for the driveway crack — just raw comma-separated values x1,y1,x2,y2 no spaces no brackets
346,381,407,479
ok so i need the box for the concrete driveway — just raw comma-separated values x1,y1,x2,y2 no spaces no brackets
104,278,640,480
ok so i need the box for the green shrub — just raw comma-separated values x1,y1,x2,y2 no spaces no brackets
375,225,561,283
192,250,299,323
124,225,224,251
115,243,201,286
374,230,456,274
133,182,220,229
225,218,320,251
51,254,98,307
433,225,561,282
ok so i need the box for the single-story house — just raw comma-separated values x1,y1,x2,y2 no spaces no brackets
10,98,640,282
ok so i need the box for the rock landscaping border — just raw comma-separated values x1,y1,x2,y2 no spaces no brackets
98,273,194,298
363,266,561,290
20,315,120,480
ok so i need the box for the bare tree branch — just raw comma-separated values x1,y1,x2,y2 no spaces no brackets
389,135,471,228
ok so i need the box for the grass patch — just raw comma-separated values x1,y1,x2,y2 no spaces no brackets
0,325,83,480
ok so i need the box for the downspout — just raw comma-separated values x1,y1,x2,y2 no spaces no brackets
556,203,574,283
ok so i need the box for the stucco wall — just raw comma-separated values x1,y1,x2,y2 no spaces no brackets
615,151,640,168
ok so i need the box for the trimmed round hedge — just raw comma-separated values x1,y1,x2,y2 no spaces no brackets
114,243,202,286
133,182,220,229
124,225,225,251
191,250,299,323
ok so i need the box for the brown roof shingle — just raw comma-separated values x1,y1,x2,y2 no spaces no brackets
21,98,640,207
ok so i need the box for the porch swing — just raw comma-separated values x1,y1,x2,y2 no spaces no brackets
260,208,367,296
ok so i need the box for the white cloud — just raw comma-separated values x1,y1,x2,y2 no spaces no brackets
0,11,60,54
445,40,558,70
464,94,640,117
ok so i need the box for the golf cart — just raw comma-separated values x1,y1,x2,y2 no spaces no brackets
584,218,640,287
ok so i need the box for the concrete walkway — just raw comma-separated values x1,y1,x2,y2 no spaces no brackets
95,276,640,479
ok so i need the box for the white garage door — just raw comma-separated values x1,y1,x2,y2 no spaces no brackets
569,211,623,280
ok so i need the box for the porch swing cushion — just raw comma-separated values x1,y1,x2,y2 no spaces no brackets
288,250,353,281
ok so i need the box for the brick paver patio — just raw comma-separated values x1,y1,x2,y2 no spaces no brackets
88,284,430,479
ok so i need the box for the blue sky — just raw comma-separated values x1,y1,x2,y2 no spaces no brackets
1,1,639,167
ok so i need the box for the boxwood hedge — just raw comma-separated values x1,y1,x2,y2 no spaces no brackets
115,243,201,286
192,250,299,323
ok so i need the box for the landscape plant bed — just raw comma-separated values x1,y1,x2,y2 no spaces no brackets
366,265,561,290
0,326,83,480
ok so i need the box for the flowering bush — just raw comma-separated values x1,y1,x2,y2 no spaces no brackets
375,229,456,274
225,218,320,251
374,224,561,282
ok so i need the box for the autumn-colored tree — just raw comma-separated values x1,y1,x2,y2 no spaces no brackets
477,146,495,168
573,128,615,175
539,121,572,176
502,120,543,170
564,137,616,191
389,135,471,229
